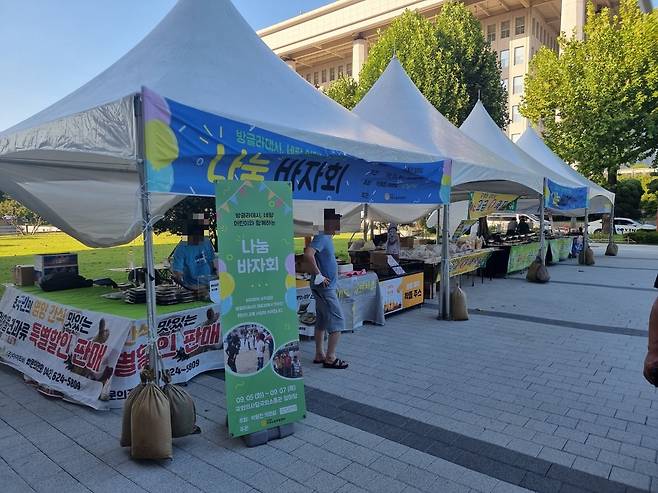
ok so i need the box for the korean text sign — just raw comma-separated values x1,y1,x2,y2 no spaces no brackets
216,181,306,437
143,87,451,205
544,179,588,212
468,192,519,220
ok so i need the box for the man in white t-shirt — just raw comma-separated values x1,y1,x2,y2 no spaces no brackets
255,336,265,371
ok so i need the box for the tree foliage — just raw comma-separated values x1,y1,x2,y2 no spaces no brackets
326,4,507,127
324,76,359,110
0,195,46,235
614,178,644,219
521,0,658,186
153,196,217,248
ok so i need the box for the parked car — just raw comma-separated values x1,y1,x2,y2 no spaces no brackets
488,213,552,233
588,217,656,235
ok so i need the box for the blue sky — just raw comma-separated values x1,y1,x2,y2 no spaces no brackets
0,0,332,131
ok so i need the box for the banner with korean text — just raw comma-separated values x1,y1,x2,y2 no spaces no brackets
216,180,305,438
0,287,223,409
468,192,519,220
0,285,130,409
436,250,494,281
143,87,451,205
507,243,542,273
543,179,588,212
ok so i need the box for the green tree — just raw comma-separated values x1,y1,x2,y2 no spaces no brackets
521,0,658,187
343,5,506,126
614,179,644,219
153,196,217,249
324,76,359,110
0,197,46,235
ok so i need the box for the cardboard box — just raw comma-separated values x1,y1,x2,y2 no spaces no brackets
400,236,415,248
12,265,34,286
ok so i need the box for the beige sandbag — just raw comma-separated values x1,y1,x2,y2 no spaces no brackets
578,250,585,265
526,259,540,282
536,263,550,283
120,383,145,447
450,286,469,321
131,383,172,460
585,247,595,265
163,383,200,438
605,242,618,256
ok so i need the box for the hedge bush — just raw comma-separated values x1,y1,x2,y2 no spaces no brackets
628,230,658,244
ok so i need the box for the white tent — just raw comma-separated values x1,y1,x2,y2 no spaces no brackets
352,58,542,200
0,0,450,247
460,101,583,190
516,127,614,214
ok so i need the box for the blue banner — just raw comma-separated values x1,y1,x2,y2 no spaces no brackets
142,87,451,204
543,178,588,211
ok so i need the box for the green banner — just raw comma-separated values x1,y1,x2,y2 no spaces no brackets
548,238,572,262
507,242,541,273
468,191,518,219
216,181,305,437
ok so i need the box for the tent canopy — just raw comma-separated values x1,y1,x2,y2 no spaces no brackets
352,57,543,202
517,127,614,214
0,0,451,247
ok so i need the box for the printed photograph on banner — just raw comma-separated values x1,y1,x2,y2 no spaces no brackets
224,323,274,375
272,341,303,379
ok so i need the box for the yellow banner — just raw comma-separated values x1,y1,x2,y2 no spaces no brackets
437,250,494,281
468,192,519,219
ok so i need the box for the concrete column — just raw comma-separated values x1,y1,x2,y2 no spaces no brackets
560,0,586,41
352,37,367,82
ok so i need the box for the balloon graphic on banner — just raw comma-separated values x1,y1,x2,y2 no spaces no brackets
220,296,233,315
285,288,297,311
285,254,295,275
219,272,235,299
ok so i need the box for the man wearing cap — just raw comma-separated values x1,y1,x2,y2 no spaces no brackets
304,209,348,369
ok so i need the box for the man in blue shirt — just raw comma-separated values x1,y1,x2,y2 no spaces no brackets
171,213,217,293
304,209,348,369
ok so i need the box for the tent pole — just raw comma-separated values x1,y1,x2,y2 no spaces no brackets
135,93,161,385
583,207,590,254
362,204,368,241
608,200,615,244
435,206,441,320
540,178,546,265
441,204,451,320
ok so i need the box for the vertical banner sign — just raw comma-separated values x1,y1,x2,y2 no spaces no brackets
216,180,305,438
468,192,519,220
543,179,588,212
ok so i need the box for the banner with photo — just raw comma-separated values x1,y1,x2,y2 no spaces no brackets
436,250,494,281
543,179,588,212
0,286,130,409
107,305,223,408
216,180,306,438
468,192,518,220
0,287,223,409
143,87,451,205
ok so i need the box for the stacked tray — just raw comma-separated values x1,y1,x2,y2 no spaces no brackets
124,287,146,304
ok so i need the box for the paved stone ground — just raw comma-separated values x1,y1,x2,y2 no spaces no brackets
1,243,657,492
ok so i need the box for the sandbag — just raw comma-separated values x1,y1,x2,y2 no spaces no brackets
585,247,595,265
527,258,550,283
450,287,469,321
605,242,618,256
120,383,145,447
131,383,172,460
578,250,585,265
163,383,200,438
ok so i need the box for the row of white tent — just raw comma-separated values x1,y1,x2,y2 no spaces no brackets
0,0,613,249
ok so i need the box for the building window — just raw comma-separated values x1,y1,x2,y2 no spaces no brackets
501,78,508,91
511,105,521,123
511,133,521,142
338,65,344,77
487,24,496,43
321,69,327,83
513,76,524,95
501,20,510,39
313,72,319,85
514,46,525,65
330,67,335,81
500,49,509,69
515,16,525,35
347,63,352,76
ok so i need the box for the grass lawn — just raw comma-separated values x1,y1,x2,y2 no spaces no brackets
0,232,356,297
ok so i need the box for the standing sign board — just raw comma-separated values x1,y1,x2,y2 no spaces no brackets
216,180,305,437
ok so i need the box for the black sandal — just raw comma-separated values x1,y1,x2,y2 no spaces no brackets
323,358,349,369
